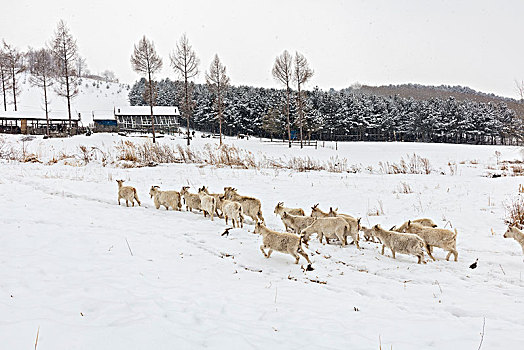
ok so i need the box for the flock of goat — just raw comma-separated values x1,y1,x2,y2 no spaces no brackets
116,179,524,265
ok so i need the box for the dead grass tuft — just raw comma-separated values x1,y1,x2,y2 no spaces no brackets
505,195,524,227
378,153,432,175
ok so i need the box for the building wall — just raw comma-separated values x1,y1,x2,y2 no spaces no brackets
116,115,179,130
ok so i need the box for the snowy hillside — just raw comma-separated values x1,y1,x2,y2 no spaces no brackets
5,74,130,125
1,134,524,349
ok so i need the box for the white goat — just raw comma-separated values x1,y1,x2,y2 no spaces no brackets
224,187,264,223
180,186,201,212
504,226,524,257
254,222,311,264
371,224,425,264
116,180,141,207
149,186,182,211
310,203,330,218
328,207,361,244
198,187,217,221
301,217,359,248
280,212,316,236
274,202,305,217
392,218,437,232
402,221,458,261
360,225,381,243
200,186,223,217
218,195,244,228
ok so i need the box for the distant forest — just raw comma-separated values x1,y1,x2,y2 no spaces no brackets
129,78,524,145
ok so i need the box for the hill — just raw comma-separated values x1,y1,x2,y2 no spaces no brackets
2,74,130,125
352,83,524,117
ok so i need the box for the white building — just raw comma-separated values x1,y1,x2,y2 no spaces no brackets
114,106,180,132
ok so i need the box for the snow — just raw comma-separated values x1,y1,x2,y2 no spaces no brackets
7,74,129,126
115,106,180,116
1,134,524,349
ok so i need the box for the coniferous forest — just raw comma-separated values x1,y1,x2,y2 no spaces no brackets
129,78,524,145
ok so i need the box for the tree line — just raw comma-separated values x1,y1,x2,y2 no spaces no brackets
129,77,524,146
129,35,522,146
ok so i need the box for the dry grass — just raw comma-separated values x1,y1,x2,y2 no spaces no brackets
378,153,432,175
0,136,23,161
395,181,413,194
0,138,443,178
505,195,524,227
367,200,385,216
448,162,457,176
511,165,524,176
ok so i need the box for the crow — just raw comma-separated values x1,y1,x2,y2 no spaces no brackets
221,227,233,237
469,258,478,269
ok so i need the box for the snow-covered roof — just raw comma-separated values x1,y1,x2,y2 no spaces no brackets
0,110,80,121
91,110,116,121
114,106,180,116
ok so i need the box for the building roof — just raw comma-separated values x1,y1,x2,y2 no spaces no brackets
114,106,180,116
92,110,116,121
0,110,80,121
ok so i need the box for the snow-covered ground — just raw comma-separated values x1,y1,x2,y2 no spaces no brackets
1,134,524,349
2,75,129,125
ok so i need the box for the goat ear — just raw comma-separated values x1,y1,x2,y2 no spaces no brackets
374,224,379,228
335,207,338,212
313,203,318,209
329,207,333,212
408,220,411,226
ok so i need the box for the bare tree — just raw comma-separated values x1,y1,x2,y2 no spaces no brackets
293,52,314,148
50,20,79,134
101,70,117,83
261,108,281,142
3,41,26,111
130,35,163,143
76,56,87,78
29,49,55,136
205,54,230,146
516,79,524,102
170,34,199,145
0,48,11,111
272,50,293,147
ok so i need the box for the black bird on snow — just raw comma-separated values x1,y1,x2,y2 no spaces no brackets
469,258,478,269
221,227,233,237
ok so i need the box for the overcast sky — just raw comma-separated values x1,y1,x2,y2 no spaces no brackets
1,0,523,98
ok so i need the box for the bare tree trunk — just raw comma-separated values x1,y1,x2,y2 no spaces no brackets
44,77,49,136
148,71,156,143
298,84,303,148
64,48,72,134
218,84,222,146
286,83,291,148
11,67,17,111
1,71,6,111
185,75,190,146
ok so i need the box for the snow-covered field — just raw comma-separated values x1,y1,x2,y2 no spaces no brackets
1,134,524,349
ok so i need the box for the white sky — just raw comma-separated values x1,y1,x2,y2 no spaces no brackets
1,0,523,98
